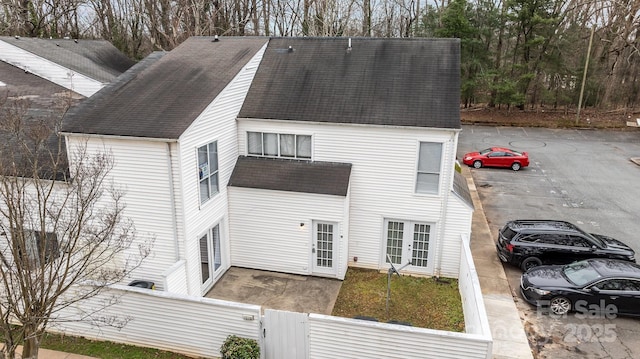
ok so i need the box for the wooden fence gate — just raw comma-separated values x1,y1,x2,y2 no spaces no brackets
263,309,309,359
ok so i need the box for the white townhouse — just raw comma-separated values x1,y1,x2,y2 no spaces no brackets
60,36,474,297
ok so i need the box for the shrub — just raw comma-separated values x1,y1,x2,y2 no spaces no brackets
220,335,260,359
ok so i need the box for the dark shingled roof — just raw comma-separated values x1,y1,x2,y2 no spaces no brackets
229,156,351,196
0,61,83,180
61,37,268,139
0,36,135,83
239,37,460,129
452,171,474,210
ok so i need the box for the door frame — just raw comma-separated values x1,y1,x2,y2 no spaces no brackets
199,221,225,294
311,220,339,277
381,218,436,274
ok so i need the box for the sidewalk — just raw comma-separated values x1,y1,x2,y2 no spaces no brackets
463,166,534,359
4,346,98,359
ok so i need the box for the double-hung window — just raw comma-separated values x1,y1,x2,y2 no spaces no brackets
247,132,311,159
198,142,219,204
23,230,59,265
416,142,442,194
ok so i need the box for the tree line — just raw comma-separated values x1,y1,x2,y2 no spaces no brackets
1,0,638,111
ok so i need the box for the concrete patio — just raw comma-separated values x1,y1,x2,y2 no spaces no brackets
205,267,343,315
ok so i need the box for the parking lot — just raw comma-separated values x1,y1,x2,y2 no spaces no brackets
458,125,640,358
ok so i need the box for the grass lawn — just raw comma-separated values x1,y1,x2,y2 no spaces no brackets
39,333,193,359
331,267,465,332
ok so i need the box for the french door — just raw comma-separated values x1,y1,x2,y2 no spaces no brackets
200,224,223,292
384,220,432,269
312,221,337,276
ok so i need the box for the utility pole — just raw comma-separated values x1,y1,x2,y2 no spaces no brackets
576,26,595,125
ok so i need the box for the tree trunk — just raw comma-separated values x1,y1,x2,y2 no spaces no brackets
21,334,39,359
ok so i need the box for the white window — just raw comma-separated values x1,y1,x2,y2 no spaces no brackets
198,142,219,204
384,220,432,268
23,230,59,265
247,132,311,159
416,142,442,194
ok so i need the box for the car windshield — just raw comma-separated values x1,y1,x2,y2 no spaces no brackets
562,260,602,286
479,148,492,155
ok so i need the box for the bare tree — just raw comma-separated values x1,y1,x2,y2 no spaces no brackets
0,94,152,359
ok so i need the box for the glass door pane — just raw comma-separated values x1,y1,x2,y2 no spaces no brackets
199,234,210,284
386,221,404,264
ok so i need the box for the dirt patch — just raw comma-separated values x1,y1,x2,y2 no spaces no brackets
461,107,640,130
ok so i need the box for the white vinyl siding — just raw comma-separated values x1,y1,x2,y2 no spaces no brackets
178,43,267,295
228,187,348,279
439,195,474,277
238,120,465,277
64,137,183,290
0,40,104,96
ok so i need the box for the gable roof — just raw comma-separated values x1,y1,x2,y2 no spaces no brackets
61,37,268,139
0,61,81,180
229,156,351,196
239,37,460,129
0,36,135,83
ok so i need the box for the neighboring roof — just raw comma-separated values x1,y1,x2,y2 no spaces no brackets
0,36,135,83
0,61,80,180
0,60,79,106
452,171,474,210
229,156,351,196
239,37,460,129
61,37,268,139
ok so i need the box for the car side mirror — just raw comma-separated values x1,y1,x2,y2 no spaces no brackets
590,287,601,293
590,245,597,251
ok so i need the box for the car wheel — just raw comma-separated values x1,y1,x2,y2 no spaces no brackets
549,296,572,316
520,257,542,271
473,160,482,169
511,162,521,171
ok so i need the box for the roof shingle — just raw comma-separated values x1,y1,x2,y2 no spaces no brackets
229,156,351,196
239,37,461,129
61,37,268,139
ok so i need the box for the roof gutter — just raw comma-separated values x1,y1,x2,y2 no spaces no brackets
235,117,463,133
60,132,178,143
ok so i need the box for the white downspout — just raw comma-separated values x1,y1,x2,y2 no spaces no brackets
166,142,180,261
435,134,455,278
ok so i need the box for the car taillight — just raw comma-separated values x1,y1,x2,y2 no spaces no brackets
506,243,515,253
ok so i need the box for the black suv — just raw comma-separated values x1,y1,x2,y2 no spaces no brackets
497,220,635,271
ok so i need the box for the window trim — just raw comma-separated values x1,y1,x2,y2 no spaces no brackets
197,141,219,205
22,229,59,265
415,141,443,195
247,131,312,159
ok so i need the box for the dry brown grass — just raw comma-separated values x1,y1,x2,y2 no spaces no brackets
331,267,464,332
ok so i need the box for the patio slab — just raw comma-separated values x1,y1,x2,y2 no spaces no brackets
205,267,342,315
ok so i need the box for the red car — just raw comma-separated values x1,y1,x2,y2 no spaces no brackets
463,147,529,171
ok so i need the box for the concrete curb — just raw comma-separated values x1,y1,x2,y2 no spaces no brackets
463,166,534,359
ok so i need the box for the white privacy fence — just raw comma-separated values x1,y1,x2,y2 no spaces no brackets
458,233,493,337
49,235,491,359
50,285,261,358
